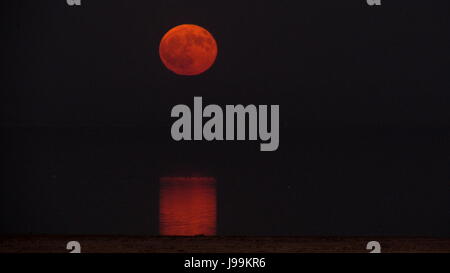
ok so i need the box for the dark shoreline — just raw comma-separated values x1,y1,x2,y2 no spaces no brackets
0,236,449,253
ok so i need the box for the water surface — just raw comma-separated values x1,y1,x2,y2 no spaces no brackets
159,177,216,236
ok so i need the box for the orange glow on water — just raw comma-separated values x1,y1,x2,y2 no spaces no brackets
159,177,217,236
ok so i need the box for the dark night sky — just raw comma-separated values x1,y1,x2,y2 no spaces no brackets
1,0,449,235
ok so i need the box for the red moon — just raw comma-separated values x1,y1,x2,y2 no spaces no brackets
159,24,218,76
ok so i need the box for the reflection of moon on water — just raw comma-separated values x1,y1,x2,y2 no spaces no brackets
159,24,218,76
159,177,217,236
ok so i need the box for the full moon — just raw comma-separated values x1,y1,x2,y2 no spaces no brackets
159,24,218,76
